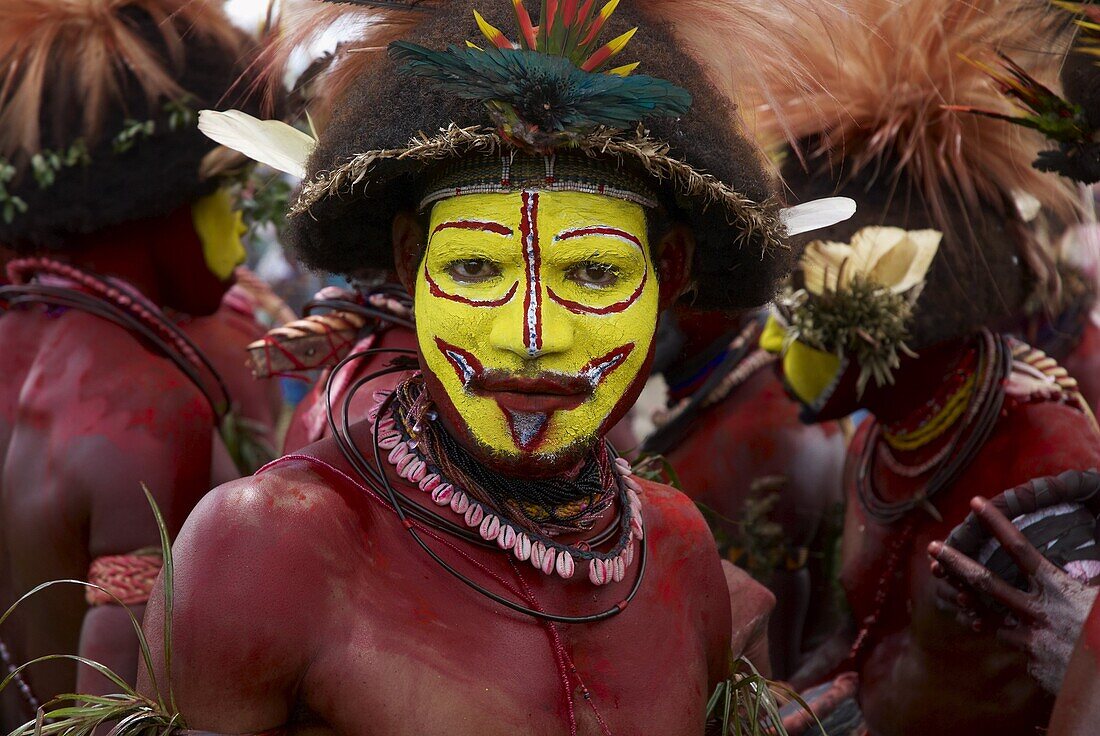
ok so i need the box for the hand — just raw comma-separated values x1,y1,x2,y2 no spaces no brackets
233,266,296,326
927,496,1098,694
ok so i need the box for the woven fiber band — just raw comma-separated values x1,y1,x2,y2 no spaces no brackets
290,124,785,253
86,552,164,606
418,150,660,211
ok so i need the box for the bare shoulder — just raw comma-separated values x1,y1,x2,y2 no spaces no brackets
632,476,716,545
25,309,216,415
634,476,713,545
986,400,1100,482
172,459,367,581
141,460,372,728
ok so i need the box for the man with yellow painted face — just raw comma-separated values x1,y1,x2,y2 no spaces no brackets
130,2,861,734
0,1,278,725
753,4,1100,736
408,188,658,471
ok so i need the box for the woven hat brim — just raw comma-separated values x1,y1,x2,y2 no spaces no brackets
290,123,786,253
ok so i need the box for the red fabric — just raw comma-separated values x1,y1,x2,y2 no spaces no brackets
86,552,163,606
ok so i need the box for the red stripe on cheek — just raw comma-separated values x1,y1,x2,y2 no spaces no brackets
547,226,648,315
520,191,543,355
424,264,519,307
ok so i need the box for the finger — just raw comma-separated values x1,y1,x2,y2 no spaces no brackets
933,577,967,613
996,624,1034,651
930,541,1038,616
971,497,1052,578
957,591,977,610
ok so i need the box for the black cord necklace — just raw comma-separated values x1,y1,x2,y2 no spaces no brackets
323,348,647,623
856,330,1011,525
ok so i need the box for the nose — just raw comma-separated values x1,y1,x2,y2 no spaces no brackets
489,291,574,359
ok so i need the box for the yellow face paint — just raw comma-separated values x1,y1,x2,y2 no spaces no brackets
192,189,246,281
760,314,843,408
416,190,658,462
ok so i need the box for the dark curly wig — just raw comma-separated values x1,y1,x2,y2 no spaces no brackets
782,156,1032,349
286,0,793,312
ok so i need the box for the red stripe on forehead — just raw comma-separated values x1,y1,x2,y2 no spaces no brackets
520,191,543,356
433,220,513,236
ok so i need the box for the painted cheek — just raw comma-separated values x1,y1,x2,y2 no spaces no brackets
418,297,517,451
759,315,787,355
782,340,842,407
536,282,658,449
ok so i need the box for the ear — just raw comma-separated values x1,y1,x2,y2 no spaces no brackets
654,224,695,310
392,210,425,295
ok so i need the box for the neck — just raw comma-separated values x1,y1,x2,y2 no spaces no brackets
663,310,753,396
863,335,977,427
674,309,746,360
64,204,227,315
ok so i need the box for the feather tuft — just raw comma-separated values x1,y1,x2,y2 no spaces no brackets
252,1,445,122
745,0,1079,226
643,0,845,158
197,109,316,179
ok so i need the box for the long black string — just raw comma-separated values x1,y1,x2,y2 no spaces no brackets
0,284,232,420
305,298,416,331
322,348,646,623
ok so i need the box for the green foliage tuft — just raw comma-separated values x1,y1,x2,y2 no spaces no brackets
0,486,183,736
782,277,916,394
707,656,821,735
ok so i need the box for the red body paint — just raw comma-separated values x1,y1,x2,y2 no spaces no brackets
656,310,845,677
0,212,278,726
1048,596,1100,736
831,340,1100,736
138,389,775,735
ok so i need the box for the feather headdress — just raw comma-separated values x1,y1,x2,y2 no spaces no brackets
644,0,847,153
254,0,443,120
753,0,1078,228
0,0,244,161
259,0,837,144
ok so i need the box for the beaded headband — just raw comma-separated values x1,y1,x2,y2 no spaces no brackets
418,150,659,212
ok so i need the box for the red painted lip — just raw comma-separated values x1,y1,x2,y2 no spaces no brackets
471,373,590,413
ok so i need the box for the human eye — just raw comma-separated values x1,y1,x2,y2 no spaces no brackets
566,262,621,288
446,259,502,284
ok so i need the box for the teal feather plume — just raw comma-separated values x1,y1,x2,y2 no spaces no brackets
389,41,691,133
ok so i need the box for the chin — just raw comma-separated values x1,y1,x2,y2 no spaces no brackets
790,360,862,424
471,436,598,479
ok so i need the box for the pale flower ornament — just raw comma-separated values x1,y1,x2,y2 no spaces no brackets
801,226,942,297
197,109,317,179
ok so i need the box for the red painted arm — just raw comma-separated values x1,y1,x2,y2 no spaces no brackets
73,371,215,696
137,467,340,732
723,560,776,678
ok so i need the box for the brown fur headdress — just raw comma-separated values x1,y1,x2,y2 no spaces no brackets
755,0,1080,345
262,0,850,311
